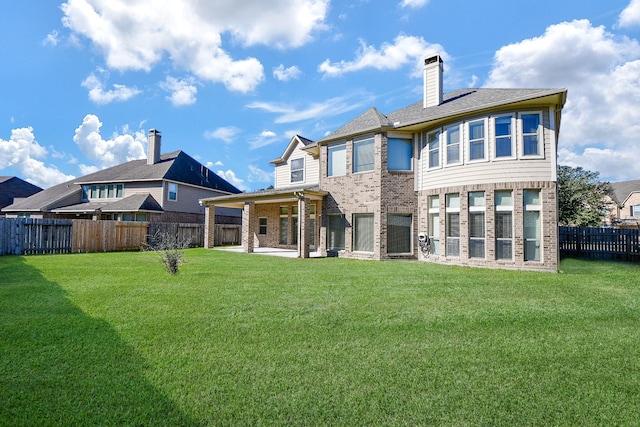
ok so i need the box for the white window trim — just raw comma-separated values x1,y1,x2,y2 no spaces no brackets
523,189,543,262
519,111,544,159
491,115,516,161
290,157,305,184
444,124,462,167
425,130,442,170
466,119,489,163
327,142,347,177
468,192,486,259
167,182,178,202
353,136,375,174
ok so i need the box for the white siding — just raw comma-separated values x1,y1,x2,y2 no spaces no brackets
275,141,319,189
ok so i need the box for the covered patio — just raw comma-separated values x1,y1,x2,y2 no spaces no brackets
200,186,327,259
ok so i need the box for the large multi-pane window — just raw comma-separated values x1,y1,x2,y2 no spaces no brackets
468,120,486,161
522,113,541,156
388,138,412,171
328,143,346,177
446,193,460,256
353,137,375,173
428,131,440,168
82,184,124,200
524,189,541,261
279,206,289,245
468,192,485,258
445,125,461,165
495,190,513,260
353,213,374,252
327,214,346,251
290,158,304,183
428,195,440,255
494,116,513,158
387,213,412,254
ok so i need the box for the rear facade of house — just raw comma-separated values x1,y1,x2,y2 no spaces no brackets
202,55,567,271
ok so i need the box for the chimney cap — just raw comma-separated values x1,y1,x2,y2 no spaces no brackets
149,129,161,134
424,55,443,66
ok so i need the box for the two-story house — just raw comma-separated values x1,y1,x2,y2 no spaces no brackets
609,179,640,226
3,130,241,224
201,55,567,271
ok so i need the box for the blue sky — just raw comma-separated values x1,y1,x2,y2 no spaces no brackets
1,0,640,191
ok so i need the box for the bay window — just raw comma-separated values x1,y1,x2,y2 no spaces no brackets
495,190,513,260
524,189,541,261
468,192,485,258
446,193,460,256
522,113,541,156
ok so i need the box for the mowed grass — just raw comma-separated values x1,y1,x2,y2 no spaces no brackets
1,249,639,426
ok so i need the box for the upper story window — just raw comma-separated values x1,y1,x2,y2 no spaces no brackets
388,138,412,171
327,143,346,177
290,158,304,183
632,205,640,217
168,182,178,201
445,124,461,165
468,120,486,161
428,131,440,169
353,137,375,173
82,184,124,201
494,115,514,158
521,113,542,156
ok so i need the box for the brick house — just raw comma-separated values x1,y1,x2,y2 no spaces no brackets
609,179,640,226
201,55,567,271
3,130,241,224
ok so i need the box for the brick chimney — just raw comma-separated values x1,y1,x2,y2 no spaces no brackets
423,55,443,108
147,129,161,165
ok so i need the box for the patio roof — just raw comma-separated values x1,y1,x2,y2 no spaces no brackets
199,185,327,209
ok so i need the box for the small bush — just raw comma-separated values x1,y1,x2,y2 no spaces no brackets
144,231,190,274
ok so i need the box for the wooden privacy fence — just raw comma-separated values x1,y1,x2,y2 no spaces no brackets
0,218,218,255
559,226,640,262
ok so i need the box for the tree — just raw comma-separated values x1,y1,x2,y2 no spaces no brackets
557,165,614,226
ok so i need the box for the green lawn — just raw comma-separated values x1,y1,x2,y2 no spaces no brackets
1,249,639,426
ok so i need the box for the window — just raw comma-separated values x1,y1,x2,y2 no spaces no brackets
428,195,440,255
84,183,123,199
495,190,513,260
116,184,123,198
524,189,541,261
353,213,374,252
259,217,267,235
445,125,461,165
327,214,346,250
168,183,178,201
82,186,89,200
427,131,440,168
328,143,346,177
279,206,289,245
446,194,460,256
290,158,304,183
494,116,513,158
388,138,412,171
135,213,147,222
99,185,106,198
90,185,98,198
292,206,299,246
522,113,541,156
632,205,640,217
107,184,115,198
468,120,486,161
468,192,485,258
387,214,412,254
353,137,375,173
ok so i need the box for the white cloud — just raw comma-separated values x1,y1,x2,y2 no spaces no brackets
161,76,198,106
0,127,75,188
61,0,329,93
248,165,273,184
216,169,248,191
247,92,376,124
204,126,242,144
81,73,141,104
618,0,640,28
318,34,445,78
485,19,640,181
72,114,147,169
43,30,59,46
400,0,429,8
249,130,280,150
273,64,302,81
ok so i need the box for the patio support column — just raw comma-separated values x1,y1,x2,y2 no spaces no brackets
242,201,255,253
297,196,310,258
204,205,215,248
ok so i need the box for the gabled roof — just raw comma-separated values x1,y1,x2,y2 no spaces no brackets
270,135,316,165
610,179,640,205
0,176,42,209
51,194,163,214
3,150,240,213
318,88,567,144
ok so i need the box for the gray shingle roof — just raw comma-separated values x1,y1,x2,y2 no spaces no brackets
610,179,640,205
0,176,42,209
319,88,567,143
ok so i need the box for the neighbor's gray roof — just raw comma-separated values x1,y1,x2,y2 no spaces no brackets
610,179,640,205
3,150,240,212
51,194,164,214
319,88,567,143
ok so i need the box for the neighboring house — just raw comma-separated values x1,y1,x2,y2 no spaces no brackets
609,179,640,226
201,55,567,271
0,176,42,217
3,130,241,224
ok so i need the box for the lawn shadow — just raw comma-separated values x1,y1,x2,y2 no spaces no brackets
0,256,199,426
